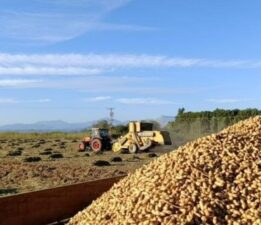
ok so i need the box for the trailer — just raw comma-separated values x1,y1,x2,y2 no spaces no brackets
0,176,125,225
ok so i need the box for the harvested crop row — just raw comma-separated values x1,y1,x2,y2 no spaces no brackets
68,116,261,225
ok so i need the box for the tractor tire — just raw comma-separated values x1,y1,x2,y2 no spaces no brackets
128,143,138,154
79,143,86,151
91,139,102,152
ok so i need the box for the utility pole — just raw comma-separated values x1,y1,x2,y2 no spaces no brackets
107,107,114,134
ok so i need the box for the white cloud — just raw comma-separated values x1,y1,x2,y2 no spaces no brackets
0,98,17,104
2,76,150,90
0,79,42,87
85,86,213,94
85,96,112,102
116,98,177,105
0,66,103,76
25,99,51,103
206,98,249,104
46,0,131,11
84,95,178,105
1,53,261,77
0,98,51,104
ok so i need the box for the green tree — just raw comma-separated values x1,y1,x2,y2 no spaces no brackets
111,124,128,138
92,120,110,129
177,107,185,115
141,120,161,130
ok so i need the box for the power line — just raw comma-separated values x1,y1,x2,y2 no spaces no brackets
107,107,114,133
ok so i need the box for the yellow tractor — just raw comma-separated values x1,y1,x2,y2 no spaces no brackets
112,121,172,153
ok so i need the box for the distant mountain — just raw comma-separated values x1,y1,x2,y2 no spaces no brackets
0,120,93,132
156,115,175,127
0,116,174,132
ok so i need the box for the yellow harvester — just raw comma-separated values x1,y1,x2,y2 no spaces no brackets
112,121,172,153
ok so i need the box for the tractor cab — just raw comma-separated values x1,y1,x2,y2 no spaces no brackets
91,128,110,139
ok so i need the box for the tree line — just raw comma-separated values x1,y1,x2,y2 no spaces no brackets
165,108,261,146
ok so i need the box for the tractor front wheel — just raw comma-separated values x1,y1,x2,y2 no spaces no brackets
128,143,138,154
112,142,122,152
91,139,102,152
79,143,86,151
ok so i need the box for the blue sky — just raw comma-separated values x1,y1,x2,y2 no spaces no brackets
0,0,261,125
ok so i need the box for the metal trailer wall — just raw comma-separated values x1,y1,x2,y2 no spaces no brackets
0,176,124,225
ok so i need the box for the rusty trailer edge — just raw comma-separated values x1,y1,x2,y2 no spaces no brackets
0,176,125,225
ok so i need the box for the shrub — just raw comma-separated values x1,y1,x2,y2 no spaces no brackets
93,160,110,166
39,151,52,155
8,150,22,156
24,156,42,162
32,144,40,148
49,153,63,159
110,157,123,162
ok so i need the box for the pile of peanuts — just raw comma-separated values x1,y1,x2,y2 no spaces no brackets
68,116,261,225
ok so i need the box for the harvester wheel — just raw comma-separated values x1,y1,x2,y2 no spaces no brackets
112,142,122,152
128,144,138,154
91,139,102,152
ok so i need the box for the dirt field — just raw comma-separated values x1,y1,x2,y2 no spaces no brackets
0,137,174,197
